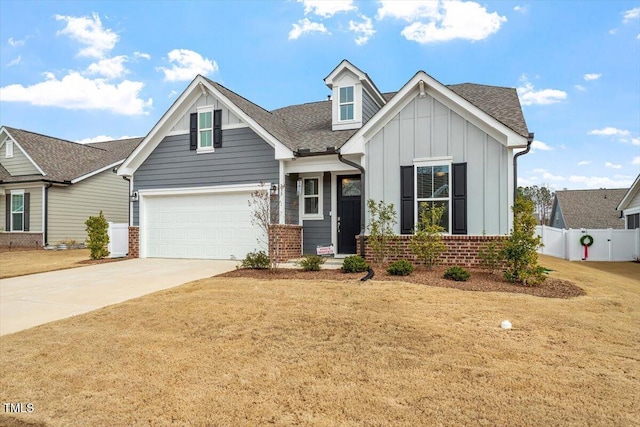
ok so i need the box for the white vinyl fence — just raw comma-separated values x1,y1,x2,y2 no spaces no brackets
535,225,640,262
107,222,129,258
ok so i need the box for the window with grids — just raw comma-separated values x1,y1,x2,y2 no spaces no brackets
198,110,213,149
339,86,354,121
628,213,639,229
11,192,24,231
416,164,450,232
303,178,320,216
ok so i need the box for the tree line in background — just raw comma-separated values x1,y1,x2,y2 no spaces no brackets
518,184,555,226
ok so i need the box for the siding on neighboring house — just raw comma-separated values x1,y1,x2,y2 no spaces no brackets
626,188,640,212
550,199,566,229
366,94,510,235
133,127,279,225
302,172,331,254
285,173,299,225
362,89,380,124
0,143,40,176
48,170,128,244
0,184,43,232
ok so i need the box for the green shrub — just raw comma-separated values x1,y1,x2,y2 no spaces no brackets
387,259,414,276
297,254,325,271
242,250,270,269
501,197,546,286
341,255,370,273
367,199,398,266
443,266,470,281
85,211,109,260
478,239,505,274
409,205,447,270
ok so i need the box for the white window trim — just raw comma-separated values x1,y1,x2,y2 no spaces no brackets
414,159,452,234
299,175,324,221
10,189,25,232
5,140,13,158
197,107,215,154
339,86,355,122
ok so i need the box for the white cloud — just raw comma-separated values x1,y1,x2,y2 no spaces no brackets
289,18,329,40
513,5,528,13
158,49,218,82
56,13,118,58
349,15,375,45
632,137,640,146
168,90,178,98
8,37,25,47
76,134,137,144
623,7,640,24
532,168,546,173
632,156,640,165
134,51,151,60
86,55,128,79
298,0,356,17
0,71,152,115
583,73,601,81
6,55,22,67
542,171,565,181
569,175,634,189
605,162,622,169
588,127,631,137
531,140,553,151
377,0,506,43
517,75,567,106
574,84,586,91
577,160,591,166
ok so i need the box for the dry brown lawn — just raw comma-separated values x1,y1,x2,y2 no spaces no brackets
0,255,638,426
0,249,125,279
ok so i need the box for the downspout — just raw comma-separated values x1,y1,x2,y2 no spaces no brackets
122,175,131,227
513,132,535,201
43,183,53,246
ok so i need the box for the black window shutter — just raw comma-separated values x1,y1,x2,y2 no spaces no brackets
23,192,30,231
451,162,467,235
213,109,222,148
189,113,197,150
400,166,414,234
5,194,9,231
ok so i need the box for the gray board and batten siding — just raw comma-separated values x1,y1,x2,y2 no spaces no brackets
366,94,510,235
302,172,331,254
362,89,381,125
132,127,279,225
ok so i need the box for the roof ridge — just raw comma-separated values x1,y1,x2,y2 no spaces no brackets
5,126,108,152
447,82,515,90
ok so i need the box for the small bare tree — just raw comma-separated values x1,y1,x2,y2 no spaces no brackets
248,182,282,271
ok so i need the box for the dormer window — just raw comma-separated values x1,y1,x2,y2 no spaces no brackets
339,86,354,121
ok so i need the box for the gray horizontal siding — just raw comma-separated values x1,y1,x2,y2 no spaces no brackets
362,89,380,124
285,173,299,225
133,127,278,225
302,172,331,254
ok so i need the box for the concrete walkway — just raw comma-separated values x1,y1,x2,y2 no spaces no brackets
0,258,236,336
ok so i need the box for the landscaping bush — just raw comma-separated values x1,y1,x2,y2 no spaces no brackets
367,199,398,266
478,239,505,275
242,250,270,269
443,266,470,281
85,211,109,260
298,254,325,271
501,197,546,286
387,259,414,276
341,255,369,273
410,205,446,270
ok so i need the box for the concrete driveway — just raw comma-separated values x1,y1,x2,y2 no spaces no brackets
0,258,236,336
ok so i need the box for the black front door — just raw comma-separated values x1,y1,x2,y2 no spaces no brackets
337,175,361,254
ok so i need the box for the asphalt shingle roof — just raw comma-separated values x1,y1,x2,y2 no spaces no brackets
554,189,627,229
206,76,529,153
1,127,142,183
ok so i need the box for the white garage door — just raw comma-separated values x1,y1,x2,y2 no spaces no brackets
142,191,265,260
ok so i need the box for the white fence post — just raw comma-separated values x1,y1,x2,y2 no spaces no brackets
107,222,129,258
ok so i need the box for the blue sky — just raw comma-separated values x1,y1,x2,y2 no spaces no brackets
1,0,638,190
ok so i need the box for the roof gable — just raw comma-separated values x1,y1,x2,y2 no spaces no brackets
324,59,386,108
616,174,640,211
555,188,627,229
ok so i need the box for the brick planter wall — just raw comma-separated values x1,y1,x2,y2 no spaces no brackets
356,235,507,268
0,232,44,249
128,226,139,258
269,224,302,263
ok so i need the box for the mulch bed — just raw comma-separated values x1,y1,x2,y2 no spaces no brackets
76,256,132,265
220,266,586,299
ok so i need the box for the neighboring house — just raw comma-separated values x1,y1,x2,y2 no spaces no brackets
549,188,627,230
119,60,533,264
616,174,640,229
0,126,142,247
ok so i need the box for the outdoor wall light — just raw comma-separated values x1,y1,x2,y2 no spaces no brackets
418,80,427,98
270,184,278,196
